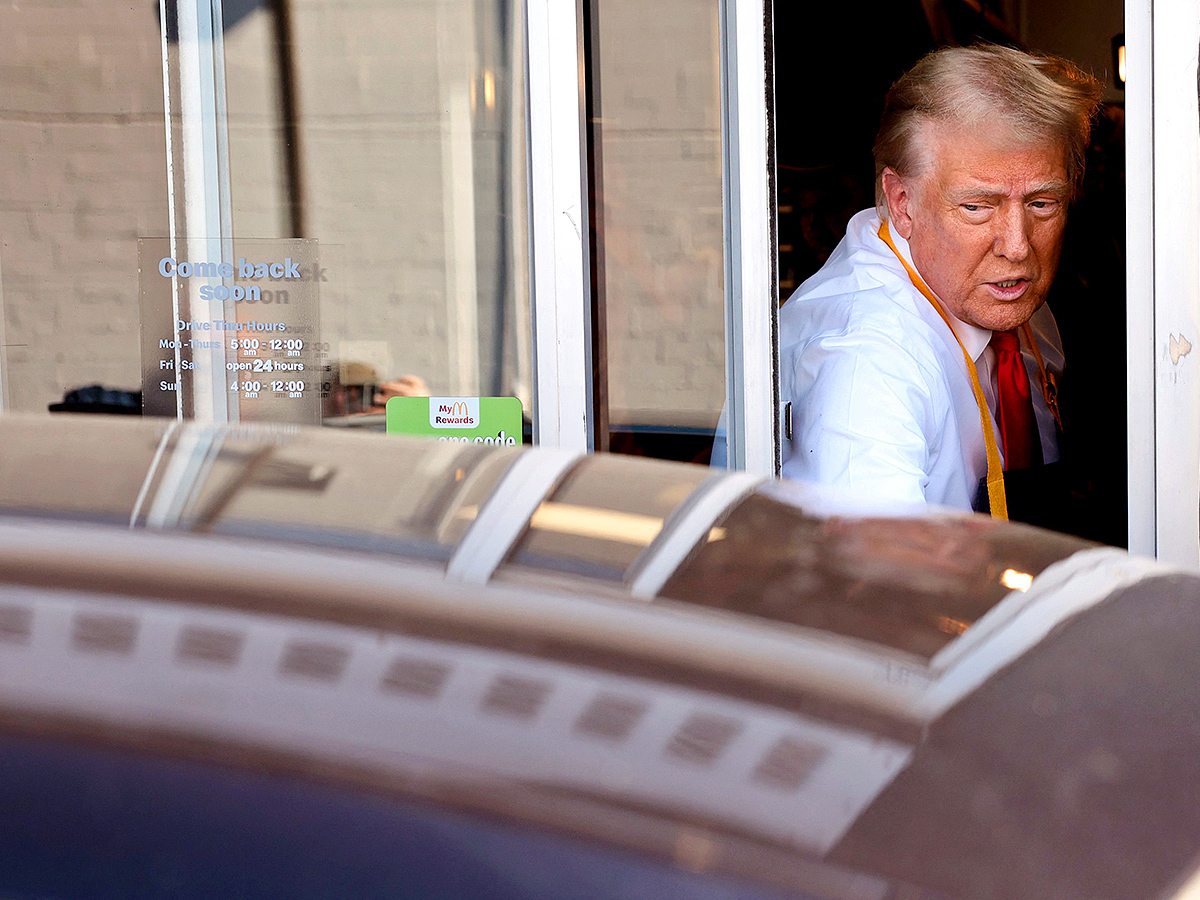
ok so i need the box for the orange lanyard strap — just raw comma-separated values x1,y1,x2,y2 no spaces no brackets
878,220,1008,520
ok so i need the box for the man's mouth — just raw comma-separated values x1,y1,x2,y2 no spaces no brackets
986,278,1030,300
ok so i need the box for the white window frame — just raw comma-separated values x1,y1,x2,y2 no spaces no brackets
165,0,780,474
160,0,237,424
719,0,780,478
1133,0,1200,567
1125,0,1155,557
523,0,593,453
528,0,780,470
524,0,780,467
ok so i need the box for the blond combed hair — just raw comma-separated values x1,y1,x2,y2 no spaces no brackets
874,44,1105,214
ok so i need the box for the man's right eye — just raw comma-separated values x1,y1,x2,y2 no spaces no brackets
959,202,995,218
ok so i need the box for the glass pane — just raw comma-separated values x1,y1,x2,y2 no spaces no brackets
502,456,713,581
0,0,168,413
585,0,725,463
219,0,531,431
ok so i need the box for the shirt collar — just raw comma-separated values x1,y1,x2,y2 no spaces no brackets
882,217,993,363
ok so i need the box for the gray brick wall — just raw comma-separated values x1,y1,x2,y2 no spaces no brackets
594,0,725,425
0,0,167,412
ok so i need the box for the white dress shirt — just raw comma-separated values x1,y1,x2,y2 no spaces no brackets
777,208,1062,511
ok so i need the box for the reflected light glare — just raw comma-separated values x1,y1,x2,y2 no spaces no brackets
1170,861,1200,900
935,615,970,636
1000,568,1033,592
530,502,662,546
483,71,496,110
673,831,718,873
1118,44,1126,84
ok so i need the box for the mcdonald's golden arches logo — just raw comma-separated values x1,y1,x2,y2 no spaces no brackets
429,396,480,428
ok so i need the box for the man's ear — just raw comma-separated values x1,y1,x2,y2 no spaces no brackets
881,168,916,241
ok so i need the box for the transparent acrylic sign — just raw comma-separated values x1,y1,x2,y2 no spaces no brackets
386,396,523,445
139,238,322,424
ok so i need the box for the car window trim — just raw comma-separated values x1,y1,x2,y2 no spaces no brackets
627,471,763,599
446,447,581,584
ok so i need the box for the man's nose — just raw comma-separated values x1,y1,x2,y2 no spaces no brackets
993,205,1032,262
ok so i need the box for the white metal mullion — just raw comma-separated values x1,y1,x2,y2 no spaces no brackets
523,0,591,452
719,0,778,477
1150,0,1199,567
129,421,182,527
177,0,235,424
0,254,6,412
1125,0,1154,558
628,472,763,600
145,426,223,529
158,0,185,416
209,0,237,331
446,447,580,584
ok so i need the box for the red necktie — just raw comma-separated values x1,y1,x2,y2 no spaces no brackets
990,330,1042,471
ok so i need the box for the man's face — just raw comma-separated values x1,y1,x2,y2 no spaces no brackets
882,122,1070,332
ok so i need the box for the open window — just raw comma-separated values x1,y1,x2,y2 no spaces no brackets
770,0,1128,547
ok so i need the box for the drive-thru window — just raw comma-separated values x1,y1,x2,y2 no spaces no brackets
0,0,1191,564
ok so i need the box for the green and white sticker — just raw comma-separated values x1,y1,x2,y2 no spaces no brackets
386,396,524,445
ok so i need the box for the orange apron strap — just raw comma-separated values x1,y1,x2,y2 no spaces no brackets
878,220,1008,520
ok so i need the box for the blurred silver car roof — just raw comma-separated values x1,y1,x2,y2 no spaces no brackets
0,414,1162,725
1,415,1198,899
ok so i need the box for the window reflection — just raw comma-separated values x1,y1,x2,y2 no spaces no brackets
659,492,1087,660
188,432,521,559
0,417,166,523
0,414,520,562
505,456,713,581
0,0,168,414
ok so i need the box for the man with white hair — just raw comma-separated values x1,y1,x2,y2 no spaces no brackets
779,44,1103,518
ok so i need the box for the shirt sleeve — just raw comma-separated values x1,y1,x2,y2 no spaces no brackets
781,331,940,505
